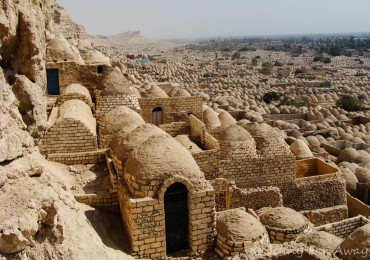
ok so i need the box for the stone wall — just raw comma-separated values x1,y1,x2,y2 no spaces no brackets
283,174,347,212
40,117,97,154
300,205,348,226
209,178,228,211
230,186,283,211
159,122,190,137
139,96,203,125
316,216,370,238
95,91,140,120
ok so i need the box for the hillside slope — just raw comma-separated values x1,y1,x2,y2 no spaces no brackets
0,1,131,259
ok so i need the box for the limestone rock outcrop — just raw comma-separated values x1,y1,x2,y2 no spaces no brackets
0,69,34,163
12,75,47,138
0,152,132,259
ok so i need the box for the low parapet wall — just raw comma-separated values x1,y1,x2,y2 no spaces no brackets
159,121,190,137
296,158,338,178
316,215,370,238
230,185,283,211
347,192,370,218
47,150,107,165
300,205,348,226
75,193,119,211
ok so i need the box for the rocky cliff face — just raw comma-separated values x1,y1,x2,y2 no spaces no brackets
0,1,130,259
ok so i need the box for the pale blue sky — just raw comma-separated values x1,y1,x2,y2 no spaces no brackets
58,0,370,39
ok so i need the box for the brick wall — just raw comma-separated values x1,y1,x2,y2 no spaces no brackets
75,193,119,210
139,96,203,125
56,93,93,108
316,216,370,238
40,118,97,154
95,91,140,120
46,62,105,95
159,121,190,137
218,155,296,189
193,149,220,180
118,177,216,259
47,150,106,165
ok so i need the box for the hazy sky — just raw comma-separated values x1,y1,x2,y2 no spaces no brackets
58,0,370,39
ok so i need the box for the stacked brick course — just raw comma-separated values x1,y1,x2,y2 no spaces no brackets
40,100,97,154
316,216,370,238
47,150,105,165
159,121,190,137
95,91,140,120
56,84,93,107
139,96,203,125
118,176,216,259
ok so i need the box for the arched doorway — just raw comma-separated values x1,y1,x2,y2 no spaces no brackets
164,182,189,254
152,107,163,126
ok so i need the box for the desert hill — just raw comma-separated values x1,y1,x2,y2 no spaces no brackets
88,31,179,53
0,0,131,258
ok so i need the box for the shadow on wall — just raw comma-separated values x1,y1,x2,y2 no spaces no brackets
84,209,132,254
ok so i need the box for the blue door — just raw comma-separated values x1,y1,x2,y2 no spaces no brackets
46,69,59,95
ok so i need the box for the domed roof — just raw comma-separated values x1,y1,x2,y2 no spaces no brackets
338,223,370,259
259,207,310,230
125,135,208,190
57,100,95,135
217,208,268,242
63,83,90,97
80,49,111,66
218,110,236,126
296,231,342,254
141,85,168,98
219,124,255,142
46,35,84,64
111,123,169,162
290,139,314,160
99,67,140,96
100,106,144,136
203,108,221,130
244,123,290,154
174,88,191,97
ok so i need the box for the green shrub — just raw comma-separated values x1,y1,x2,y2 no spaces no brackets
263,91,280,103
279,96,295,106
336,95,364,111
274,60,283,67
